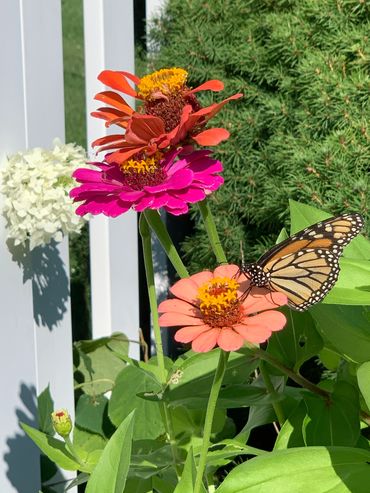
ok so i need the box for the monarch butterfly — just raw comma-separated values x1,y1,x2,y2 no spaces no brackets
241,213,364,311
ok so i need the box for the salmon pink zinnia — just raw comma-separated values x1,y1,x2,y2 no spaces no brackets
158,264,288,353
70,148,223,217
91,67,243,164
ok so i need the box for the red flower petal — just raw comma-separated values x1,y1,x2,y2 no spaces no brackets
94,91,134,115
92,134,125,148
125,114,166,145
98,70,139,98
192,128,230,146
189,80,224,93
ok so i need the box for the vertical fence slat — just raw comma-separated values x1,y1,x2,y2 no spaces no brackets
0,1,75,491
83,0,140,359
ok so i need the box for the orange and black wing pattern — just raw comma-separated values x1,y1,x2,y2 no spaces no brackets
243,214,364,311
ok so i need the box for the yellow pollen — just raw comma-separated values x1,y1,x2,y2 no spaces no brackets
138,68,188,100
120,153,161,175
198,277,240,318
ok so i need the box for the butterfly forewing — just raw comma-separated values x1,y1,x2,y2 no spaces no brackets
244,213,364,311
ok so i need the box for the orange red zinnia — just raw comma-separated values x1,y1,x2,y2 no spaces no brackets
158,264,288,353
91,67,243,164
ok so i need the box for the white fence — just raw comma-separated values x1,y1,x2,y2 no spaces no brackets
0,0,164,490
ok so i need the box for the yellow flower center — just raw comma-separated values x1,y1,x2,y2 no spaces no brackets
120,154,159,175
138,68,188,100
119,152,166,190
197,277,242,327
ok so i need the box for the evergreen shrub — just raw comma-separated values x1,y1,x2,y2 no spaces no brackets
149,0,370,271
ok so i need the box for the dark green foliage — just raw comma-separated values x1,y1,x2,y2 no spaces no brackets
62,0,86,149
62,0,91,338
149,0,370,271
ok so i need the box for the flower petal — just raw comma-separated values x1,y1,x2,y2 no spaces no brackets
170,277,200,303
242,292,288,315
192,128,230,146
192,328,220,352
174,324,210,343
94,91,134,115
235,311,287,343
188,270,214,288
158,298,200,317
98,70,139,98
213,264,240,279
217,328,245,351
125,114,166,145
159,312,204,327
189,80,224,93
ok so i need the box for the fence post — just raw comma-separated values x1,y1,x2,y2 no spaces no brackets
83,0,140,359
0,1,75,491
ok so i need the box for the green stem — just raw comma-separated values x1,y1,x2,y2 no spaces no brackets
139,214,167,384
198,199,227,264
161,401,181,478
194,350,230,493
64,436,84,467
259,361,285,426
143,209,189,279
255,349,331,401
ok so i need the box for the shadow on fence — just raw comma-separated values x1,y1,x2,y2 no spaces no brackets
7,240,69,331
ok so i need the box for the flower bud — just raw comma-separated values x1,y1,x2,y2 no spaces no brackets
51,409,72,437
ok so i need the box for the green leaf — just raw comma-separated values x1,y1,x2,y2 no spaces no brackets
123,477,153,493
152,474,177,493
303,381,360,446
130,440,173,478
319,347,341,370
171,406,225,438
75,394,113,437
74,332,128,396
167,349,257,406
66,473,90,490
86,410,135,493
234,404,276,443
20,423,82,471
109,365,165,440
357,361,370,410
289,200,370,260
37,385,54,435
72,427,106,469
267,308,323,371
173,447,207,493
216,446,370,493
323,258,370,305
311,305,370,363
274,400,306,450
207,439,266,469
217,384,284,408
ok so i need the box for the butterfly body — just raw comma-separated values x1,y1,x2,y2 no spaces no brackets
242,213,364,311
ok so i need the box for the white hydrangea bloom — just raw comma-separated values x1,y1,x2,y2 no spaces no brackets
0,139,89,249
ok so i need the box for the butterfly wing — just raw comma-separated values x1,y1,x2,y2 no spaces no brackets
258,213,364,311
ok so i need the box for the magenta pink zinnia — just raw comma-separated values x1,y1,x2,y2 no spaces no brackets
70,149,223,217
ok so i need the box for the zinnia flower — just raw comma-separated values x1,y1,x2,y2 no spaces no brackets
158,264,287,352
70,148,223,217
91,67,242,164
